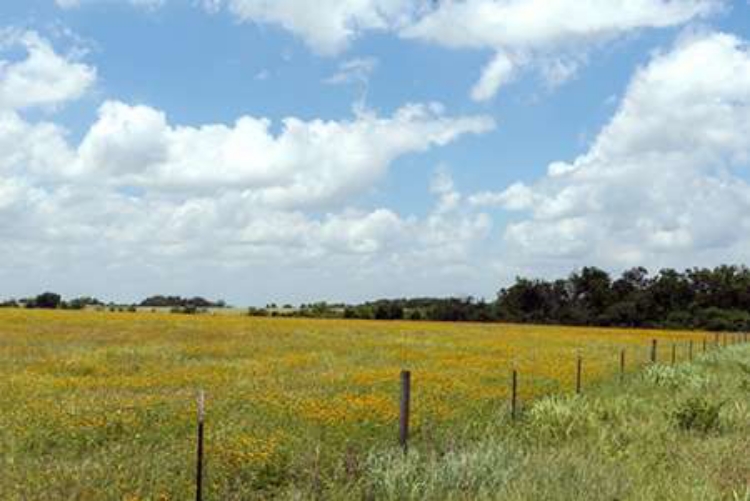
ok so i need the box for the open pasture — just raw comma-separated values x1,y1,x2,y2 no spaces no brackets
0,309,713,499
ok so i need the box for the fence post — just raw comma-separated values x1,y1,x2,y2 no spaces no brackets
511,369,518,420
619,348,626,383
688,340,693,362
671,343,676,365
195,390,205,501
575,353,582,394
651,339,658,364
399,370,411,453
703,338,707,354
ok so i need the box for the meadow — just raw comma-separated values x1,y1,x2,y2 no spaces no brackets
0,309,745,500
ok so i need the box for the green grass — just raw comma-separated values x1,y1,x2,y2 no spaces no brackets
314,345,750,501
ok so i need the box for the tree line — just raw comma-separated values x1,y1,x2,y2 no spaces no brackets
0,294,226,313
267,265,750,332
0,293,104,310
4,265,750,331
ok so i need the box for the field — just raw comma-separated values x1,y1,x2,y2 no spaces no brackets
0,309,746,500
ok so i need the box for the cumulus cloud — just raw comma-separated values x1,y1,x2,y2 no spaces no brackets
66,100,494,208
197,0,719,101
403,0,720,100
56,0,720,101
488,32,750,273
0,30,497,301
205,0,425,55
0,30,96,112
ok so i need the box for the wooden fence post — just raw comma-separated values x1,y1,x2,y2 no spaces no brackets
688,340,693,362
195,390,205,501
703,338,707,354
575,353,582,394
651,339,658,364
399,370,411,453
671,343,676,366
619,348,626,383
511,369,518,420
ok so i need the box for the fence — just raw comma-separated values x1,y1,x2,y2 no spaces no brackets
189,332,748,500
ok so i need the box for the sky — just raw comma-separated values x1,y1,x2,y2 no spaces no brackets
1,0,750,305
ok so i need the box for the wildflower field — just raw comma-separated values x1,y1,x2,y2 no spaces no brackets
0,309,735,500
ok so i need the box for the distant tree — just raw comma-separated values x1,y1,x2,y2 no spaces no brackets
33,292,62,309
247,307,269,317
66,296,103,310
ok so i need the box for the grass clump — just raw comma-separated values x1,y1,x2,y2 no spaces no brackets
672,397,723,434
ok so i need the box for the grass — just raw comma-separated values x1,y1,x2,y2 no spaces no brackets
0,309,745,500
344,346,750,501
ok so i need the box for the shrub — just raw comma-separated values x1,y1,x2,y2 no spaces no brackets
695,308,750,332
641,364,710,390
526,396,598,442
673,397,723,434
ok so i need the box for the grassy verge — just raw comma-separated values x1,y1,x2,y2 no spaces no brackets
290,345,750,501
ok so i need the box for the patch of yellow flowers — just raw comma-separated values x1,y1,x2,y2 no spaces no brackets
0,308,709,493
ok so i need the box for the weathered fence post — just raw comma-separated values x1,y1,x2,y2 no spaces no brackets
703,338,707,354
399,370,411,453
619,348,626,383
688,340,693,362
671,343,676,365
651,339,658,364
511,369,518,420
196,390,205,501
575,353,583,394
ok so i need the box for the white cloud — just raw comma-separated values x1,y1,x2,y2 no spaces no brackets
54,0,720,102
403,0,720,100
470,52,518,102
68,100,493,208
209,0,424,56
0,30,96,112
490,32,750,273
55,0,165,10
325,57,378,85
469,182,535,210
0,30,498,301
201,0,719,101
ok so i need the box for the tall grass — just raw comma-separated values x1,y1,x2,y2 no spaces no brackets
320,346,750,501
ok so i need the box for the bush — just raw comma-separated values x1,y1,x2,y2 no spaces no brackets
662,310,694,329
641,364,710,390
673,397,723,434
695,308,750,332
526,396,598,443
247,307,269,317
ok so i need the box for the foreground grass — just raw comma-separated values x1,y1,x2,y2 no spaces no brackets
330,345,750,501
0,309,745,499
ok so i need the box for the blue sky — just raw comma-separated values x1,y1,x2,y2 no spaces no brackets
1,1,750,305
